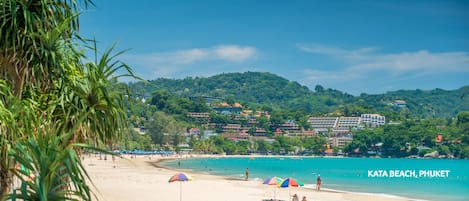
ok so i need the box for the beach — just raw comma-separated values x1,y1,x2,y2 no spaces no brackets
84,154,413,201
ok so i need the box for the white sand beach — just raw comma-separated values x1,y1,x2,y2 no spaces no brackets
84,154,412,201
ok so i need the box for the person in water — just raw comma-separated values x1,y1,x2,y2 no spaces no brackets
316,174,322,191
245,168,249,181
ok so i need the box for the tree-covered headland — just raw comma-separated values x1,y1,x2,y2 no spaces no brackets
121,72,469,159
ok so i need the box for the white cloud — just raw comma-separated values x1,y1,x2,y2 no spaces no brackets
120,45,257,78
297,44,469,75
297,44,469,94
349,50,469,74
172,48,210,64
297,44,378,61
213,45,257,62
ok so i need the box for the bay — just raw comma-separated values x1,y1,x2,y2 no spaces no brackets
161,157,469,201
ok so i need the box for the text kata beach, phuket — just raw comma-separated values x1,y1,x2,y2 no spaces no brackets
367,169,451,178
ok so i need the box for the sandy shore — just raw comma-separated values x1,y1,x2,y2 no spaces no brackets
83,154,413,201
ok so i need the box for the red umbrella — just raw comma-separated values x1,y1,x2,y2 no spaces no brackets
169,172,193,201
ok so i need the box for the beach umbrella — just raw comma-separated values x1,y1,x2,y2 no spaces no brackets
169,172,193,201
279,177,304,188
279,177,304,200
263,176,283,185
263,177,283,199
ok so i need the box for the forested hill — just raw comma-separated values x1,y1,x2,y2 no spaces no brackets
127,72,469,118
139,72,314,104
357,87,469,119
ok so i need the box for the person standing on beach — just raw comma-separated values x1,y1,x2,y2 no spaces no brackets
292,194,299,201
245,168,249,181
316,175,322,191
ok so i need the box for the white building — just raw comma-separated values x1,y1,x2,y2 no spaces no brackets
361,114,385,126
337,117,361,127
328,134,353,148
307,117,338,132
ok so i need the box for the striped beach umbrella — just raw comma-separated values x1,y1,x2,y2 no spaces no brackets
279,177,304,200
169,172,193,201
279,177,304,188
263,176,283,185
263,177,283,199
168,172,193,182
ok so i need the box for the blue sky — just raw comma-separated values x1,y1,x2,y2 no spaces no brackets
80,0,469,95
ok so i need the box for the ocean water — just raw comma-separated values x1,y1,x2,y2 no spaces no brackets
161,157,469,201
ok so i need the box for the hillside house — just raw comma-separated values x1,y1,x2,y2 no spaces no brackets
393,100,407,107
277,120,301,132
212,102,243,115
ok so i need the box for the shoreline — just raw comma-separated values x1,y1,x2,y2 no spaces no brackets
84,154,422,201
155,154,426,201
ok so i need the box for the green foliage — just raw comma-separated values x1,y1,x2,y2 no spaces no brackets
145,111,183,147
128,72,468,119
8,133,92,201
344,116,469,158
118,129,153,151
0,0,138,198
123,72,469,158
149,90,211,121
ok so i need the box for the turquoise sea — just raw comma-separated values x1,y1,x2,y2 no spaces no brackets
161,157,469,201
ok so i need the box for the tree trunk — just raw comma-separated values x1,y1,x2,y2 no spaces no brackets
0,145,12,196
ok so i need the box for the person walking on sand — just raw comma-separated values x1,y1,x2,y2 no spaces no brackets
316,174,322,191
245,168,249,181
301,196,307,201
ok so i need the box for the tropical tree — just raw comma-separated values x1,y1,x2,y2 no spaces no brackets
0,0,138,199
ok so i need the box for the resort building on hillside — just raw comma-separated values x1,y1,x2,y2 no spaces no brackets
361,114,385,126
328,133,353,148
337,117,361,127
287,130,316,137
212,102,243,115
241,110,270,119
187,112,211,125
251,128,267,136
188,128,200,135
248,118,258,125
332,127,351,133
222,124,243,132
221,132,248,141
309,114,386,133
307,117,339,132
187,112,210,118
393,100,407,107
277,120,301,132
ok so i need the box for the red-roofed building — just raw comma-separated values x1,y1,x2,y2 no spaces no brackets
436,134,443,143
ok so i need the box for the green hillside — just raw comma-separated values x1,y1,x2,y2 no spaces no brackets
128,71,469,119
358,87,469,119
